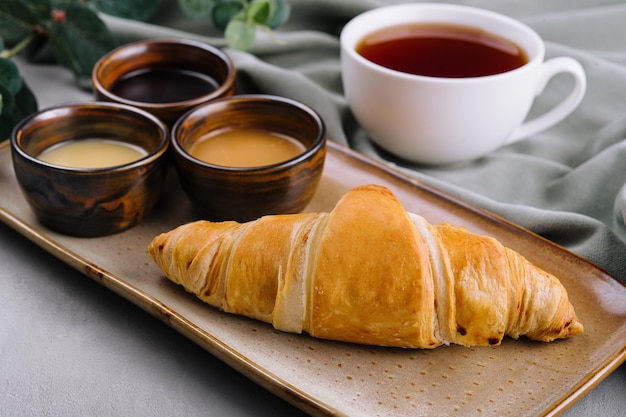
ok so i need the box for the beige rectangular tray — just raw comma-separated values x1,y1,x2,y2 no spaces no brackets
1,139,625,417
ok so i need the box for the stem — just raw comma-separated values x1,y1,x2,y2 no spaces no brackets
259,24,285,45
0,33,37,60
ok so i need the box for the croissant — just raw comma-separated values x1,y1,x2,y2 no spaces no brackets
147,184,583,349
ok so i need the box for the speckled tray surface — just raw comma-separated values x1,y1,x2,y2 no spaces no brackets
1,139,625,417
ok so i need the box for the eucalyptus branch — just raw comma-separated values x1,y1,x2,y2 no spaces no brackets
0,0,291,140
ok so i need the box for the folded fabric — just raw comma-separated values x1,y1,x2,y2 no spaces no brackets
95,0,626,283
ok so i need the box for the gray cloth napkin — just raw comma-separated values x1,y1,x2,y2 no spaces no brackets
97,0,626,282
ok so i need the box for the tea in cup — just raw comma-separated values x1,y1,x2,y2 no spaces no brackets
340,3,587,165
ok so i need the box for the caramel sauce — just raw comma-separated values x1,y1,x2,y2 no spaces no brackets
37,139,147,168
189,129,306,167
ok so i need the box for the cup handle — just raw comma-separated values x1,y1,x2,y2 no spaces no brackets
506,57,586,144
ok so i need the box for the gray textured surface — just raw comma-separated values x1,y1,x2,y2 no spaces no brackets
2,0,626,414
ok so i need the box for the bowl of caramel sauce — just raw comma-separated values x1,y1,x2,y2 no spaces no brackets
171,94,326,222
10,102,169,237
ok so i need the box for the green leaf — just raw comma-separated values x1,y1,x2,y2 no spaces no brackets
177,0,215,20
225,19,256,51
22,0,52,21
0,58,22,96
266,0,289,29
46,2,116,78
0,0,40,45
0,82,14,116
0,78,37,141
89,0,162,22
212,0,243,30
248,0,272,25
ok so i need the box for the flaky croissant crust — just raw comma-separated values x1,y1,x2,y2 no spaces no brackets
148,185,583,349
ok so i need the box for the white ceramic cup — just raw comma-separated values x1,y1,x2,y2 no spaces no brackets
340,3,587,165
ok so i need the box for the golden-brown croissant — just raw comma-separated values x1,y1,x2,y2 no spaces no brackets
147,184,583,348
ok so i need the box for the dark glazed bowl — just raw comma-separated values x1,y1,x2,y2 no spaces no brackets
11,102,170,237
172,94,327,222
92,38,236,127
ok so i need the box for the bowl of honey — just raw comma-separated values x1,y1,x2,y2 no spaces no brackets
91,38,236,127
10,102,170,237
171,94,327,222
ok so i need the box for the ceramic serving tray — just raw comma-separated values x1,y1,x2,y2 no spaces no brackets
1,139,625,417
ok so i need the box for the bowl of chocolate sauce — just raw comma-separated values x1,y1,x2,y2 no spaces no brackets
92,38,236,127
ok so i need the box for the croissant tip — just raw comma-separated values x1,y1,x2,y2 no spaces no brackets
537,318,584,342
567,319,584,337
